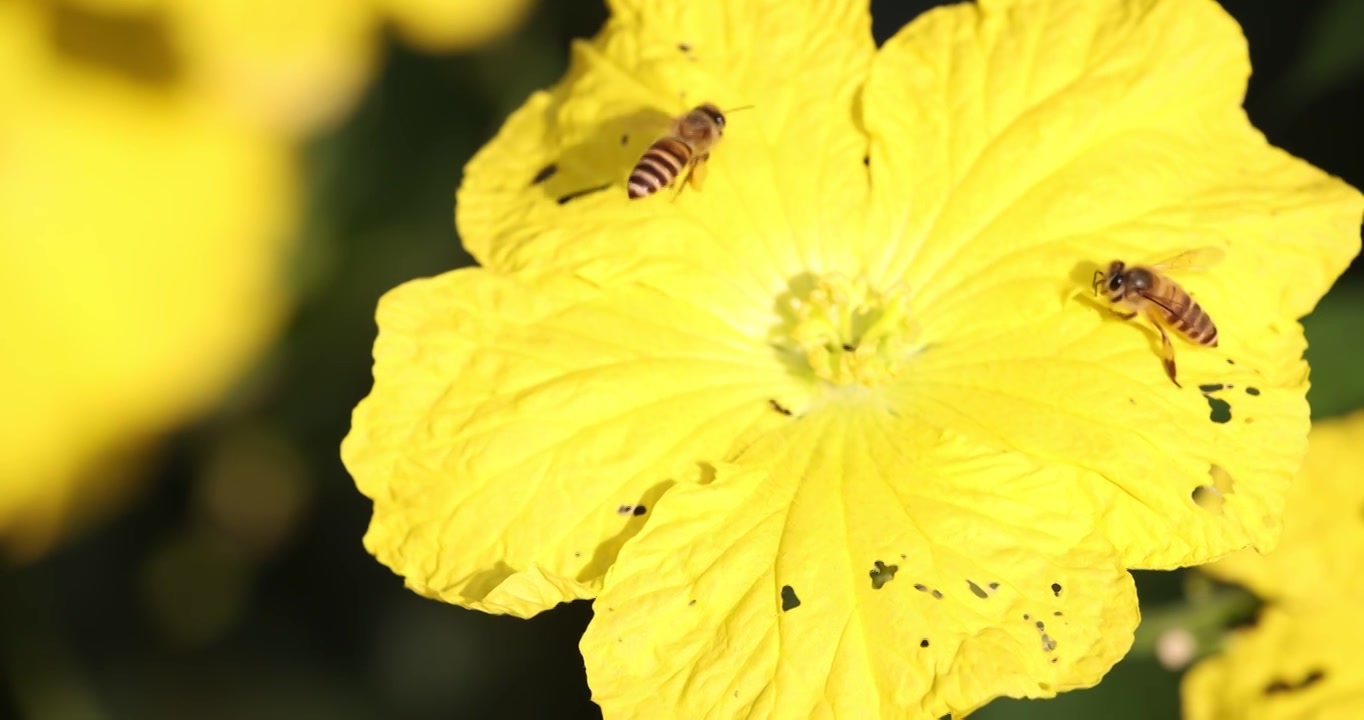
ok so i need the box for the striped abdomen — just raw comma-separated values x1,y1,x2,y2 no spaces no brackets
628,136,692,199
1154,282,1218,346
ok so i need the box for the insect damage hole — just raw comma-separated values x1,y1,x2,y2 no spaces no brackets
1203,393,1232,423
967,580,989,599
780,585,801,612
869,560,898,589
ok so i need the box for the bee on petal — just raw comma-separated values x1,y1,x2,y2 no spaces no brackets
627,103,748,200
1092,246,1224,388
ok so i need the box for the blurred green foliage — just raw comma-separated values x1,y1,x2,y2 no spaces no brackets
3,1,1361,718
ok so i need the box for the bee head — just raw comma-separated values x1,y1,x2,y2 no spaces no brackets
1095,261,1126,297
698,103,726,130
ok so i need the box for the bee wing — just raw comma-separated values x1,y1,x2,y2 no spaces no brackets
1148,246,1226,273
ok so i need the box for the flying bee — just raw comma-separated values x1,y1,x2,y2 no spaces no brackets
626,102,749,200
1093,246,1224,388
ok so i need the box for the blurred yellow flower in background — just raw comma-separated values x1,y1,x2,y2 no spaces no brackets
57,0,537,134
345,0,1362,716
0,0,532,563
1182,410,1364,719
0,0,299,563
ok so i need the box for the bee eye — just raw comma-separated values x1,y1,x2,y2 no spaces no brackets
1108,275,1123,290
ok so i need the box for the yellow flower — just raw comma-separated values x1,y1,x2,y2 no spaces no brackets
343,0,1363,716
57,0,536,135
0,1,298,561
1183,411,1364,719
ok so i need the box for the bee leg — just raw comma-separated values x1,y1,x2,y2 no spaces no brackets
688,154,710,191
1145,308,1181,388
1110,310,1138,321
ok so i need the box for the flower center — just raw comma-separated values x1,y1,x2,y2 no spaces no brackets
776,273,919,387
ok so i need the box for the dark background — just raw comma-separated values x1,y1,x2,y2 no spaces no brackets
4,1,1361,718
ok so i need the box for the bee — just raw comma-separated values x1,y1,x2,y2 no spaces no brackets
1092,247,1224,388
627,103,748,200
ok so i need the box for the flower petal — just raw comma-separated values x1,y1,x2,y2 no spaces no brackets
582,408,1137,717
861,0,1364,566
455,0,874,291
343,268,807,617
1201,410,1364,606
1182,605,1364,720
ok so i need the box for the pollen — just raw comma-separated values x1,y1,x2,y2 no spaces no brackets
777,273,919,387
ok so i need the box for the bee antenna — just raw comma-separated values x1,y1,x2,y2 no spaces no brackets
1091,269,1104,296
722,104,756,114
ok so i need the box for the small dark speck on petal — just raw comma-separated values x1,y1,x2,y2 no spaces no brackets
1051,582,1063,596
556,183,611,205
532,163,558,184
1246,387,1261,396
920,638,930,648
1053,611,1063,616
769,399,793,416
1051,657,1058,664
967,580,989,599
988,582,999,590
914,584,928,592
862,155,870,166
1199,383,1224,393
1227,358,1236,364
1023,614,1031,620
931,589,943,599
900,553,907,560
632,505,647,516
678,42,692,52
688,599,696,606
620,133,629,145
1036,620,1045,630
780,585,801,612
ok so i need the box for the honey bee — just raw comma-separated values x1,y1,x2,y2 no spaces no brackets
627,103,748,200
1093,247,1224,388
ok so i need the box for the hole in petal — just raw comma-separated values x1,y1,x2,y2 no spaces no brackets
967,580,988,599
1246,386,1261,396
919,638,930,648
1051,582,1062,596
1203,394,1232,423
869,560,898,590
632,505,647,516
1193,485,1226,514
780,585,801,612
1199,383,1224,392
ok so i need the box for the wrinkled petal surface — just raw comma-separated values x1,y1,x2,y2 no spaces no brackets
583,410,1137,718
1183,605,1364,720
863,0,1364,567
343,268,808,617
456,0,875,291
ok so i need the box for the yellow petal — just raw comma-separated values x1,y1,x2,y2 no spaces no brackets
377,0,535,52
582,409,1138,718
862,0,1364,567
0,3,298,561
1183,605,1364,720
1201,410,1364,605
343,268,807,617
455,0,874,292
